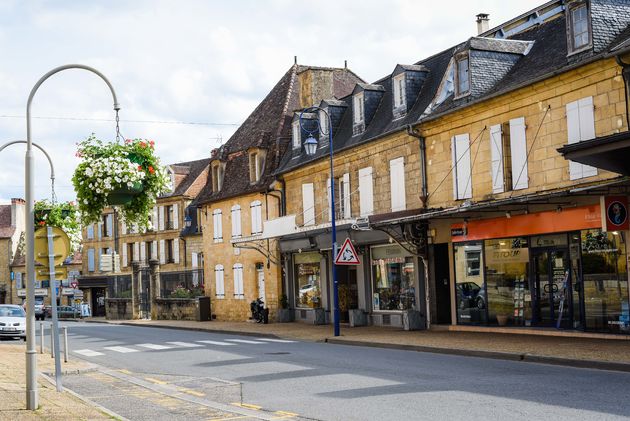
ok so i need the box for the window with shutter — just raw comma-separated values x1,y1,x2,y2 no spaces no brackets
122,242,128,267
452,134,472,200
566,97,597,180
359,167,374,216
173,239,180,264
215,265,225,299
213,209,223,242
490,124,505,194
159,240,166,264
390,157,407,211
302,183,315,226
353,93,364,124
292,121,301,149
342,173,351,219
158,206,165,231
87,248,95,272
233,264,244,299
250,200,263,235
151,240,157,260
172,204,179,229
509,117,528,190
86,224,94,240
140,242,146,262
231,205,242,238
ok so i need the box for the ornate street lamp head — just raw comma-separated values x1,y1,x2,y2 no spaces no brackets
303,135,318,156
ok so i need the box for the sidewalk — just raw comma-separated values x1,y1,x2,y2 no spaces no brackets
0,343,115,421
93,318,630,371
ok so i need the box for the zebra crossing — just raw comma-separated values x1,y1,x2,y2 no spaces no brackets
73,337,296,358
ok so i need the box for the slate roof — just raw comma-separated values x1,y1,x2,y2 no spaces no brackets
160,158,210,199
0,205,15,239
193,64,363,206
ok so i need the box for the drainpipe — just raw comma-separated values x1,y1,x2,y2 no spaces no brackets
615,55,630,128
406,125,428,208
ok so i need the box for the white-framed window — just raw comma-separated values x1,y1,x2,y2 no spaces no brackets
231,205,242,238
567,96,597,180
214,264,225,299
213,209,223,242
451,134,472,200
358,166,374,217
455,56,470,97
233,263,244,299
250,200,263,235
319,109,329,141
353,92,364,124
249,150,265,183
292,120,301,149
86,224,94,240
393,74,406,109
212,162,224,192
302,183,315,226
569,2,591,52
390,157,406,211
509,117,528,190
87,248,95,272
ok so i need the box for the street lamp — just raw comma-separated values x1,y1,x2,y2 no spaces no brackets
184,215,192,228
299,107,340,337
24,64,120,410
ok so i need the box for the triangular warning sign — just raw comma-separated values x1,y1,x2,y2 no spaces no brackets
334,238,360,265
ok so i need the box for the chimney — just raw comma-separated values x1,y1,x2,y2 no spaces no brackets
476,13,489,35
10,198,25,228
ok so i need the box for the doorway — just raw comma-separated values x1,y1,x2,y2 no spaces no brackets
91,287,107,317
531,248,572,328
434,243,452,324
256,263,266,305
336,265,359,322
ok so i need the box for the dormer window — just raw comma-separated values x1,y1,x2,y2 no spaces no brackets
248,149,266,183
211,161,224,192
568,1,591,54
393,74,406,110
455,55,470,97
292,120,301,149
353,92,364,124
166,168,175,192
319,109,329,142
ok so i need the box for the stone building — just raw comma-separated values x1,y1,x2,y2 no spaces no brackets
0,198,25,304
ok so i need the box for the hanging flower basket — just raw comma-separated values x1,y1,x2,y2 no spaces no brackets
72,135,170,228
34,199,81,252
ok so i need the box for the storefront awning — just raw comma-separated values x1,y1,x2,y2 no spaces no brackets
557,131,630,176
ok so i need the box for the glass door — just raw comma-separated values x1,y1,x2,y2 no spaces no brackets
532,248,572,328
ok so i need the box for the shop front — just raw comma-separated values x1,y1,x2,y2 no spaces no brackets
452,204,630,334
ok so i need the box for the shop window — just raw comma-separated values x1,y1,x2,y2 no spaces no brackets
371,245,416,311
484,238,530,326
580,230,629,333
294,252,321,308
454,242,486,324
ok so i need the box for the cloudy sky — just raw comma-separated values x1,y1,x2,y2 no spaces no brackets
0,0,543,203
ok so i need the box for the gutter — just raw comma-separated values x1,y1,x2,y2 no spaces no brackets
615,54,630,128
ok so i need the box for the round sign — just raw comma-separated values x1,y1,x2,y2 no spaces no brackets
607,201,628,227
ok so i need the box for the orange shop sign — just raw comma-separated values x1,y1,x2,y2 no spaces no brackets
451,204,601,242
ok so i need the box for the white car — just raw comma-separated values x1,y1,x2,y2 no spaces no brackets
0,305,26,340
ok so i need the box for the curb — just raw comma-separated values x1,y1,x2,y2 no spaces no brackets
325,338,630,373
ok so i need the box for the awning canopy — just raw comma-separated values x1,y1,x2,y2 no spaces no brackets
557,131,630,176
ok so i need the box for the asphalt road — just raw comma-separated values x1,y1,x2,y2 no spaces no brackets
44,322,630,420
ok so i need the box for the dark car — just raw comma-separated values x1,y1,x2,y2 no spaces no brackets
55,306,81,319
456,282,485,310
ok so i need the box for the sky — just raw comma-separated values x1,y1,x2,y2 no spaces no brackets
0,0,544,203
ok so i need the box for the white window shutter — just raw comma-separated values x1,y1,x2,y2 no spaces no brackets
327,178,332,221
250,201,262,234
566,100,583,180
342,173,351,219
213,210,223,241
452,134,472,199
133,242,140,261
578,97,597,178
191,253,198,268
151,240,157,260
390,157,406,211
231,205,242,238
215,265,225,298
87,224,94,239
97,222,102,240
158,206,165,231
302,183,315,226
140,242,146,261
359,167,374,217
159,240,166,264
509,117,528,190
87,248,95,272
173,239,180,264
172,203,179,229
122,243,128,267
490,124,504,193
451,136,458,200
106,214,113,236
233,264,244,298
152,207,158,230
121,221,127,235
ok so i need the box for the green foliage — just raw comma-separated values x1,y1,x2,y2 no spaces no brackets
116,290,132,299
168,286,205,299
34,200,81,252
72,135,170,228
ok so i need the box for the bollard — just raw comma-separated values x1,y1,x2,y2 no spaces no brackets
39,323,44,354
61,326,68,363
50,323,54,358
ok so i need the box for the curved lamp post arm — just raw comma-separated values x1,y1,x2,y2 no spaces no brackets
0,140,55,180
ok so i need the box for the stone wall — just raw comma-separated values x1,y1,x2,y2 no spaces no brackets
105,298,133,320
155,298,199,321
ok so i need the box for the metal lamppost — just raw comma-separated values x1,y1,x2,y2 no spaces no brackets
299,107,340,337
24,64,120,410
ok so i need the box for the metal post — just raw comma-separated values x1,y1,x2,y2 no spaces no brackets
46,227,62,392
62,326,68,363
24,64,120,409
39,323,43,354
49,323,53,358
327,112,340,337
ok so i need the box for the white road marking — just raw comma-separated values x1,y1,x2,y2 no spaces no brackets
136,343,173,350
104,346,140,353
225,339,267,344
196,340,236,346
166,341,203,348
254,338,296,343
74,349,104,357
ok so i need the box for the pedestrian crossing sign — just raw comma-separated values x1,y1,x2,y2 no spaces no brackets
334,238,360,265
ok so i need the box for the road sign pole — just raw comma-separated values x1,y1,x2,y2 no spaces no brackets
46,226,62,392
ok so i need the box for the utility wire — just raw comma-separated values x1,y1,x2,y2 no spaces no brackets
0,114,239,127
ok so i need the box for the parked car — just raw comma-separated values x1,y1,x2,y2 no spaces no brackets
0,305,26,340
456,282,486,310
56,306,81,319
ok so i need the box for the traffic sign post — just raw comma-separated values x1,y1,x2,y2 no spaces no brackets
334,238,360,265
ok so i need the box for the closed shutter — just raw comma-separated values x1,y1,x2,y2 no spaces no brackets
140,242,146,262
490,124,504,193
158,206,165,231
215,265,225,298
358,167,374,217
159,240,166,264
578,97,597,178
390,157,406,211
172,203,179,229
342,173,351,219
106,214,113,237
121,221,127,235
87,224,94,239
87,248,95,272
151,240,157,259
152,207,158,230
213,210,223,241
191,253,198,267
233,264,244,298
231,205,242,238
250,201,262,234
509,117,528,190
452,134,472,199
122,243,128,267
97,222,102,240
133,242,140,261
302,183,315,226
173,239,180,264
